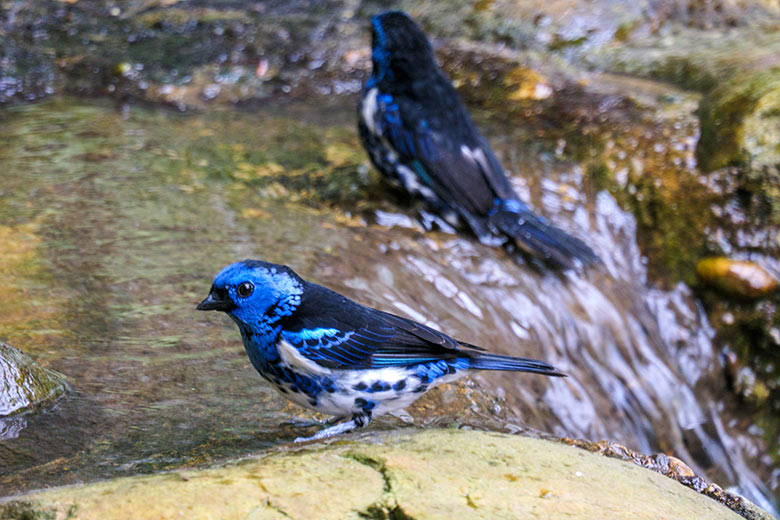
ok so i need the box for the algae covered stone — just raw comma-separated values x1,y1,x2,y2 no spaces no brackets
0,429,760,520
697,69,780,173
0,342,66,417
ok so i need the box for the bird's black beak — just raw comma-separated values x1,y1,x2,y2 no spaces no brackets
196,289,236,312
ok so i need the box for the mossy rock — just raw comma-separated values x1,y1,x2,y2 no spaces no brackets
0,429,770,520
0,342,66,417
697,68,780,173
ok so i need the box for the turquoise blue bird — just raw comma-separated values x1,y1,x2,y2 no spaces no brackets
197,260,565,441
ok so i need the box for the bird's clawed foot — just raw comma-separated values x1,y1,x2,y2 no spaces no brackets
293,412,372,443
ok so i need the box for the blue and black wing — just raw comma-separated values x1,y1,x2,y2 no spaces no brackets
360,85,523,242
278,282,564,376
280,308,468,370
363,87,509,218
280,324,394,369
279,281,473,370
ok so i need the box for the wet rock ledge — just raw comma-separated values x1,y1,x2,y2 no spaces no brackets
0,342,66,418
0,429,771,520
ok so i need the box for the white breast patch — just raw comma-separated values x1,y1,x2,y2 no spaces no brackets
361,88,379,135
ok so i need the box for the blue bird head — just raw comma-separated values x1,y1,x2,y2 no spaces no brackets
369,11,436,85
197,260,304,330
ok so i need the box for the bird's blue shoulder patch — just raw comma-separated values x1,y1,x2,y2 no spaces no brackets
376,95,421,159
283,327,342,344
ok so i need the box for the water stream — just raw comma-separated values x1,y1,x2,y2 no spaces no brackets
0,96,775,513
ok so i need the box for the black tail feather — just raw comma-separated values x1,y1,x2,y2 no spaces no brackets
468,352,566,377
489,205,599,270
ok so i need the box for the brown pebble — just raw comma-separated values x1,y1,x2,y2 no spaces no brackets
667,456,695,478
696,257,778,299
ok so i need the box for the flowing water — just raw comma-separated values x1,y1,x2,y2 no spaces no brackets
0,96,776,513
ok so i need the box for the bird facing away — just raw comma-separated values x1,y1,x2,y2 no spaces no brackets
358,11,598,270
197,260,565,442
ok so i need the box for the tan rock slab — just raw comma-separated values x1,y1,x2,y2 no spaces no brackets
0,429,752,520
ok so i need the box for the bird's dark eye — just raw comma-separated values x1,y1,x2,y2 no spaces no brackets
236,281,254,298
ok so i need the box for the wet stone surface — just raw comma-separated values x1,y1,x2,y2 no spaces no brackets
0,98,519,495
0,343,66,440
0,96,776,513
